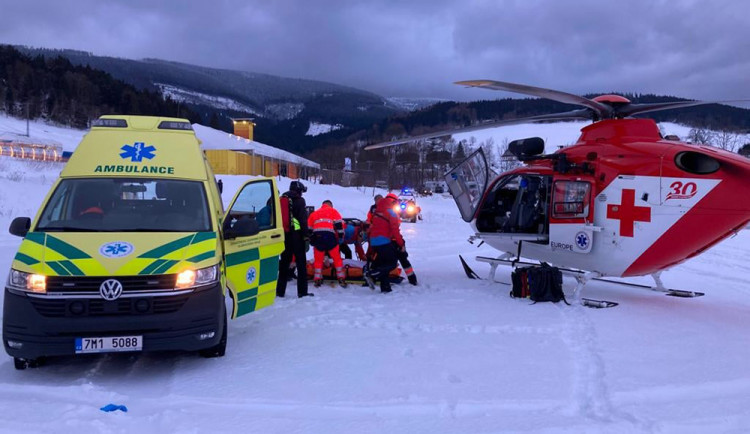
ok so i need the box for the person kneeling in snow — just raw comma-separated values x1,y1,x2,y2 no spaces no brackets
339,219,367,261
308,200,347,288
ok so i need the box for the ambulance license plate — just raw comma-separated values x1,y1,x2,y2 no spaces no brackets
75,336,142,354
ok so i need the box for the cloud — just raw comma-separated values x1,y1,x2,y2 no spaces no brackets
1,0,748,103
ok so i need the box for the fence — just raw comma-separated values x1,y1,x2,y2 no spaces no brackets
0,140,66,162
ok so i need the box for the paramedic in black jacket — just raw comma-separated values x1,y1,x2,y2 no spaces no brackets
276,181,313,298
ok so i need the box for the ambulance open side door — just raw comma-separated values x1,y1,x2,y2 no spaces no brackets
222,178,285,318
548,175,596,254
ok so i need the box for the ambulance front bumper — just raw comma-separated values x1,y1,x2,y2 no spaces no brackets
2,282,224,359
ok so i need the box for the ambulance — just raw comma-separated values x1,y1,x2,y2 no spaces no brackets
3,116,284,369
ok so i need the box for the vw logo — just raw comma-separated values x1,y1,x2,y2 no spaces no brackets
99,279,123,301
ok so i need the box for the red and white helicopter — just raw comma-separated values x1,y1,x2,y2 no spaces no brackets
366,80,750,306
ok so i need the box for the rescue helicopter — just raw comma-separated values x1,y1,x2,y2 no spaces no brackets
365,80,750,306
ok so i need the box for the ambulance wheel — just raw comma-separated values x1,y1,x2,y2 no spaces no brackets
200,308,227,358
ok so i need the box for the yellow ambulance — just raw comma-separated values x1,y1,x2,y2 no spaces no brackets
3,115,284,369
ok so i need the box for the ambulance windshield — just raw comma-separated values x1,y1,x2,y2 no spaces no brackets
36,178,211,232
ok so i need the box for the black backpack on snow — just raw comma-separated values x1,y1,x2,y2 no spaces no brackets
527,263,569,304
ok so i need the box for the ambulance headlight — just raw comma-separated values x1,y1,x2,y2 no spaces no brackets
8,269,46,293
407,205,415,213
175,265,219,289
393,204,400,213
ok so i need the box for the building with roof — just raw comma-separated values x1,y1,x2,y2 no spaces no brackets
196,121,319,179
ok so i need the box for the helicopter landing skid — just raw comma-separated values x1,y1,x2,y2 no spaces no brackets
471,255,705,302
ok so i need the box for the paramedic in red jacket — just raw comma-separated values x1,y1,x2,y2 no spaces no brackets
366,193,404,293
308,200,347,287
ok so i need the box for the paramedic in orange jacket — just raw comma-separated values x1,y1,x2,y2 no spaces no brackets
308,200,347,287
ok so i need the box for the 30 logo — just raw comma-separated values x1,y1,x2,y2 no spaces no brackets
666,181,697,201
99,241,134,258
99,279,123,301
120,142,156,162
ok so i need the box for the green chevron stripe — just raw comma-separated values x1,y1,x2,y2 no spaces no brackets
137,234,195,259
186,251,215,263
59,260,84,276
25,232,46,245
139,259,168,275
192,232,217,244
45,235,91,259
14,252,39,265
151,259,178,275
47,261,70,276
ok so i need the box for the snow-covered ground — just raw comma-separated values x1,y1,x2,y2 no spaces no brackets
0,114,86,152
0,118,749,433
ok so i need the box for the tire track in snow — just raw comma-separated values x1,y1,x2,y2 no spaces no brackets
289,313,558,336
558,303,655,431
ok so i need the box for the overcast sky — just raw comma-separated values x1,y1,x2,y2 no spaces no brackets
1,0,748,102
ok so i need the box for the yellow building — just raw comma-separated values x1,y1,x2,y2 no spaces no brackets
196,122,319,179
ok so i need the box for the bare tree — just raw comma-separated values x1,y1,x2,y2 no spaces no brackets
712,129,742,152
497,137,522,173
687,128,713,145
688,127,743,152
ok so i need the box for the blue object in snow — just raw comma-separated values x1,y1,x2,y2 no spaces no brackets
100,404,128,413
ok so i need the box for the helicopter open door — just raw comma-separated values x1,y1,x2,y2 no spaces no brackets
445,149,490,222
548,176,595,254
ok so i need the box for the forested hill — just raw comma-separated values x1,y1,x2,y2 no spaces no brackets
0,45,196,128
14,46,402,155
344,95,750,147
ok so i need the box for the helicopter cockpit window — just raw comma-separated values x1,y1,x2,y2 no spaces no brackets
476,174,550,234
552,181,590,219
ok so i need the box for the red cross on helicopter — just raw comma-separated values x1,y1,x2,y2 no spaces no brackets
606,189,651,237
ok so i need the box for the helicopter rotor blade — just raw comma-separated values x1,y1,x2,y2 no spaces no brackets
617,100,750,117
363,109,592,150
456,79,613,119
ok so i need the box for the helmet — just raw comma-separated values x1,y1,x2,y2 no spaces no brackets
290,181,307,193
385,193,398,201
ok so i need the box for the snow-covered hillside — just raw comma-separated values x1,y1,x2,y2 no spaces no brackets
0,114,86,152
452,121,703,154
0,118,749,433
155,83,260,115
306,121,344,136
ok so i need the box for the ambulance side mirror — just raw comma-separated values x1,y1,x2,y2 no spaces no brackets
9,217,30,238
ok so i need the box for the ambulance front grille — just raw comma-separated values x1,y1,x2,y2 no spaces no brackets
29,295,189,317
45,275,178,294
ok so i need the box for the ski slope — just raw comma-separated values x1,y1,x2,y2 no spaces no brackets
0,122,749,433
